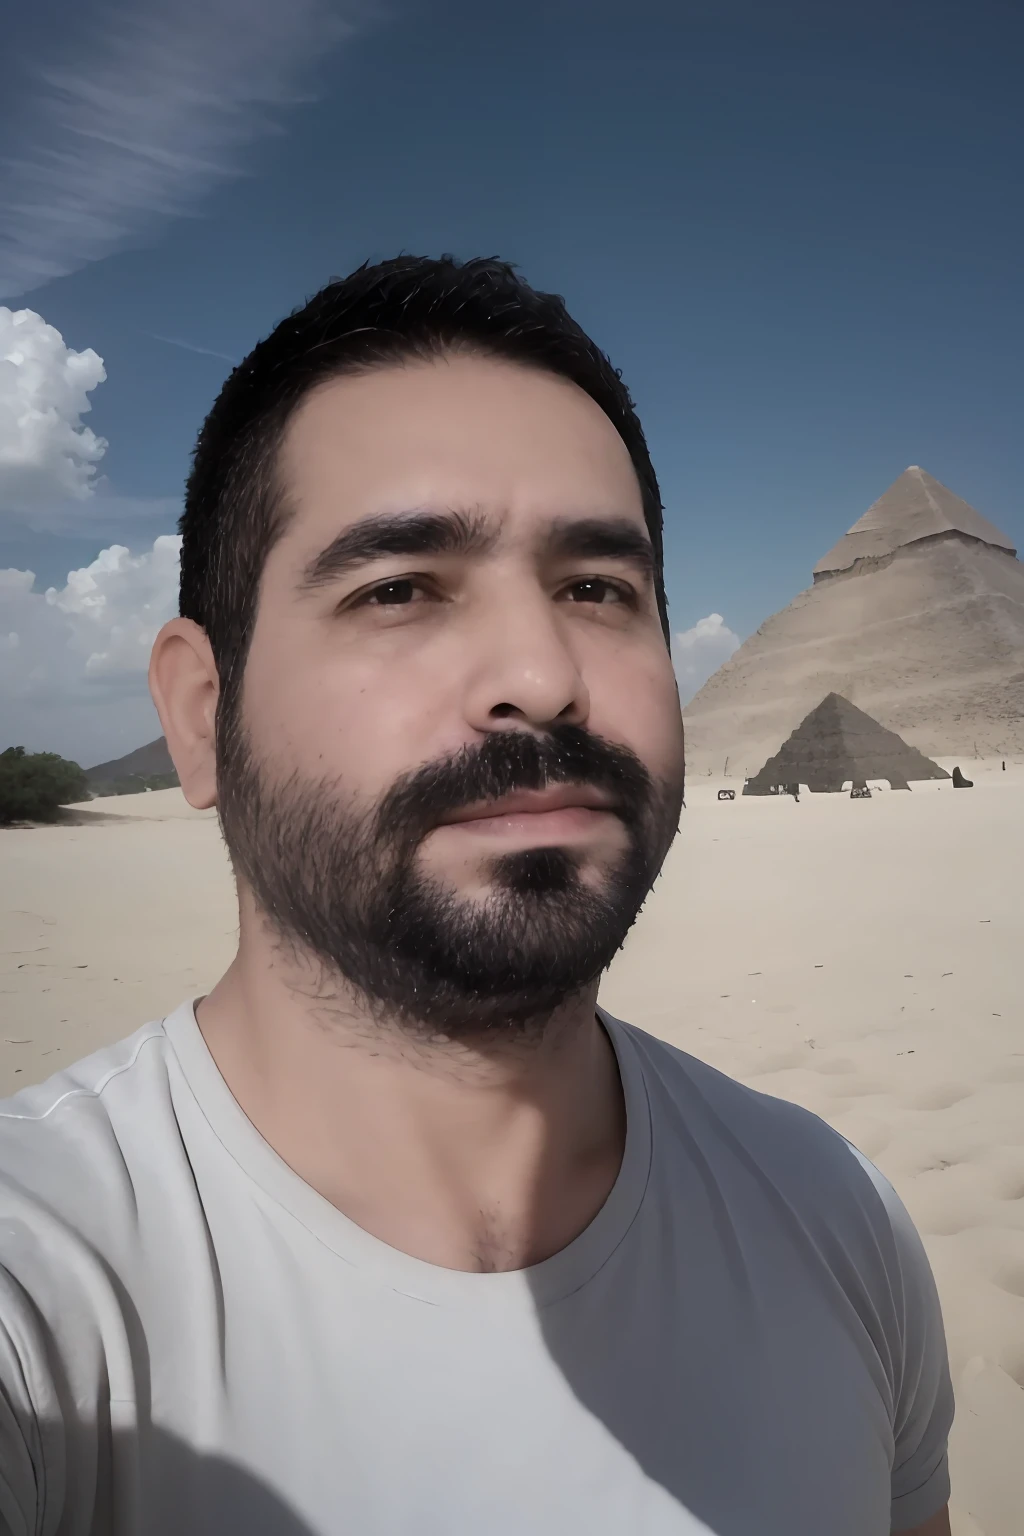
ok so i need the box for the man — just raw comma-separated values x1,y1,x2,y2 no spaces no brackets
0,256,953,1535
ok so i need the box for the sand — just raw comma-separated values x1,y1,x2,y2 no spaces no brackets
3,768,1023,1534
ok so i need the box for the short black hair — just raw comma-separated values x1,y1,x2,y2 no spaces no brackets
179,254,669,723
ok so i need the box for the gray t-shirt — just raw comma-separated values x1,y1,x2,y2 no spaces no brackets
0,1001,953,1536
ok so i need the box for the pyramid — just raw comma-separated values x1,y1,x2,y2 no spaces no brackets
813,466,1015,578
684,467,1024,774
743,694,950,794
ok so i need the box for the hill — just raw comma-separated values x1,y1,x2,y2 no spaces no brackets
86,737,179,796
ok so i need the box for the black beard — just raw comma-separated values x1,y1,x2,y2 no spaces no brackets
216,720,683,1042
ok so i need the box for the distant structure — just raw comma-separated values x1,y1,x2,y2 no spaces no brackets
685,467,1024,773
742,693,950,795
812,465,1016,579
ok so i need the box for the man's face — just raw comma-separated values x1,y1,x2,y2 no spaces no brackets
218,353,686,1038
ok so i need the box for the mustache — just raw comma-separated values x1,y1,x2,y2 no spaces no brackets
374,725,656,849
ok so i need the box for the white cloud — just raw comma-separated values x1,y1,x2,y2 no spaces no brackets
0,535,181,765
673,612,741,704
0,0,369,299
0,306,107,507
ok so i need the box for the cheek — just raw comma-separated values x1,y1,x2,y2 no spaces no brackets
592,647,685,781
655,666,687,769
242,629,462,783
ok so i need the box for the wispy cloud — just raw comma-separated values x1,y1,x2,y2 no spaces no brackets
0,0,372,299
146,332,238,364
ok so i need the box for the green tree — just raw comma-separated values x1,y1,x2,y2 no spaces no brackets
0,747,90,826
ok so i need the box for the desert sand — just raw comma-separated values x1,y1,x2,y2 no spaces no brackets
2,767,1023,1535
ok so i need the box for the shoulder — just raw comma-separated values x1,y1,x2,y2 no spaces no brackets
0,1017,170,1123
609,1016,925,1309
613,1016,875,1192
0,1009,189,1239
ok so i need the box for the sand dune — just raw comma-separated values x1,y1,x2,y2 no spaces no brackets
2,772,1022,1534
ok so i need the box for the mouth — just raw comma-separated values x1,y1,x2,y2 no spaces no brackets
435,786,619,841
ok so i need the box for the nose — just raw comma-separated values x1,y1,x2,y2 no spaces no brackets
461,591,590,735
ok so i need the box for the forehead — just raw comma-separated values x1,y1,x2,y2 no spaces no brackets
275,354,645,545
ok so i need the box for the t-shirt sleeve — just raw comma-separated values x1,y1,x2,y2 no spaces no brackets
846,1147,955,1532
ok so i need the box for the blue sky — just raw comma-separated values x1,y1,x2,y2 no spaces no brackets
2,0,1022,764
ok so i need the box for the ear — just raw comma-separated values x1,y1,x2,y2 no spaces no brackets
149,618,220,810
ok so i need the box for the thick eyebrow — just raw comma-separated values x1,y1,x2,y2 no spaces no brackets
544,516,656,579
296,508,656,594
297,508,497,592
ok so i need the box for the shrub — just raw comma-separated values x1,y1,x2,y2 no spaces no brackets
0,746,90,825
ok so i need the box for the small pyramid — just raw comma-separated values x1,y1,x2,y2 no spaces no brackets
813,466,1016,580
743,694,950,795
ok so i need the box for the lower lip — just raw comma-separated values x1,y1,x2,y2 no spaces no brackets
442,805,615,840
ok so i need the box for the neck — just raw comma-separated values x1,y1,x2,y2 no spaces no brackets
195,921,626,1273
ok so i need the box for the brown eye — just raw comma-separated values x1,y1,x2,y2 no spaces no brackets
367,579,419,606
563,578,628,605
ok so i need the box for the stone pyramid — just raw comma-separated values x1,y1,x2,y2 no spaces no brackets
743,693,949,794
813,466,1015,578
684,467,1024,774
